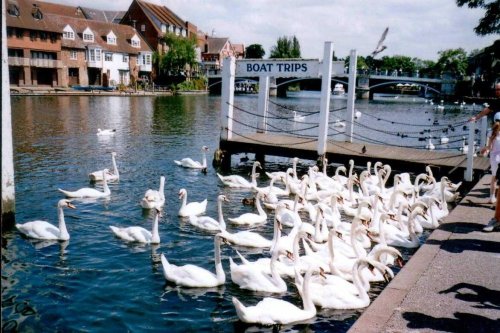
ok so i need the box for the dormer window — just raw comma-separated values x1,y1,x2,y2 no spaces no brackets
7,3,20,17
107,31,117,45
83,27,94,42
32,4,43,20
131,34,141,48
63,25,75,40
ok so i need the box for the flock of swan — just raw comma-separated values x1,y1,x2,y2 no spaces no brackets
15,144,461,327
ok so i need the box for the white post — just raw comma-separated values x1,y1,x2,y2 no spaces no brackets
317,42,333,155
220,56,235,140
465,121,475,181
478,116,488,148
257,75,270,133
2,3,16,223
346,49,357,142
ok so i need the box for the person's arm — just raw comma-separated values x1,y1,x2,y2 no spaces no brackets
469,107,491,122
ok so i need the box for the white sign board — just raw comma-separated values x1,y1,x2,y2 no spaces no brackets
236,59,320,78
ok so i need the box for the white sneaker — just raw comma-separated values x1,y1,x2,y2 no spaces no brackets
490,195,497,204
483,218,500,232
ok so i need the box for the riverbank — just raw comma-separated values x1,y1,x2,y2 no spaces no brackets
9,86,209,97
349,174,500,333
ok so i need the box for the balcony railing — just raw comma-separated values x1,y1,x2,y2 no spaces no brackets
30,58,63,68
8,57,30,66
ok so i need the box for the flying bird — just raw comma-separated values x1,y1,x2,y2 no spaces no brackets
371,27,389,57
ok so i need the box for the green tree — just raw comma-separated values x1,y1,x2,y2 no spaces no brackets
456,0,500,35
269,35,301,58
380,55,416,74
344,55,368,72
435,48,468,76
159,33,197,76
245,44,265,59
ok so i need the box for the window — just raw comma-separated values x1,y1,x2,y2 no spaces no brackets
161,24,166,33
141,24,146,32
107,31,116,45
15,29,23,39
88,48,101,62
70,51,77,60
50,33,57,43
142,53,151,65
83,28,94,42
7,4,20,17
63,31,74,39
30,31,37,41
7,27,14,37
131,39,140,47
40,32,47,41
32,6,43,20
122,54,129,63
169,25,174,33
105,53,112,61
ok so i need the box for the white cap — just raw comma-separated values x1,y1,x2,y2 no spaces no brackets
484,103,490,108
494,112,500,122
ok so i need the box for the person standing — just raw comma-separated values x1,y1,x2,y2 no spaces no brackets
480,117,500,204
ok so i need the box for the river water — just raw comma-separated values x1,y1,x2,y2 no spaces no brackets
2,93,478,332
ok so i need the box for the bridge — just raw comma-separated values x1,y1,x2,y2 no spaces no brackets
208,68,445,98
215,44,488,183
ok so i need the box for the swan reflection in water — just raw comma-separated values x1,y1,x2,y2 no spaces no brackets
161,284,226,300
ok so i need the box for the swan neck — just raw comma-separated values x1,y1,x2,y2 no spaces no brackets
159,177,165,199
58,205,70,240
214,237,225,282
301,270,315,312
112,154,119,176
151,212,160,243
353,261,369,301
218,199,226,231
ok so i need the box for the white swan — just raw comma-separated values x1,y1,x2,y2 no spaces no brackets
217,161,261,188
140,176,165,210
188,194,228,231
160,234,226,287
334,119,346,128
96,128,116,136
300,258,392,309
425,136,435,150
16,199,76,241
293,111,306,122
88,152,119,182
59,169,111,198
232,268,316,325
178,188,207,217
228,192,267,225
229,219,287,293
110,208,161,244
219,224,273,248
174,146,209,171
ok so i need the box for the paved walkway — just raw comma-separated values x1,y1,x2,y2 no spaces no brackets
349,174,500,333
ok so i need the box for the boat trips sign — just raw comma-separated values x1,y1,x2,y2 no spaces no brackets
236,59,320,78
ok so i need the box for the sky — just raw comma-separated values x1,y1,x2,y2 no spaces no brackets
44,0,498,61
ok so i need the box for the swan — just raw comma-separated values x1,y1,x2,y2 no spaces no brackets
217,161,261,188
16,199,76,241
161,234,226,287
188,194,228,231
425,136,435,150
299,258,392,309
140,176,165,210
228,219,287,293
440,135,449,144
228,192,267,225
178,188,207,217
88,152,119,182
232,268,316,325
174,146,209,171
59,169,111,198
333,119,346,128
383,206,425,248
110,208,161,244
293,111,305,122
96,128,116,136
219,223,273,248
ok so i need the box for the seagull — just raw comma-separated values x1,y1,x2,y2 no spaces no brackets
371,27,389,58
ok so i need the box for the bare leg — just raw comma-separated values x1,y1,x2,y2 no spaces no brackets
491,176,497,203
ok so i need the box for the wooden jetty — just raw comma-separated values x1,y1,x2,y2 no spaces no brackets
219,133,490,179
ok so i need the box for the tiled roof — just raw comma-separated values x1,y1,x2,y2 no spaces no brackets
207,37,229,54
232,44,245,54
80,7,125,23
6,0,60,32
137,0,186,32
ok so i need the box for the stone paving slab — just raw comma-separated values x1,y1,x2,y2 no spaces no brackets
348,175,500,333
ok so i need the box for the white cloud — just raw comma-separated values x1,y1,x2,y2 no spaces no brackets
43,0,498,60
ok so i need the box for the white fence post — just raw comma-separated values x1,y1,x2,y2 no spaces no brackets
346,50,357,142
2,3,16,223
317,42,333,155
465,121,475,181
257,75,270,133
478,116,488,148
220,57,235,140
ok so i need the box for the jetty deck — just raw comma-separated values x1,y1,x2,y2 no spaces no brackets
220,133,490,176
